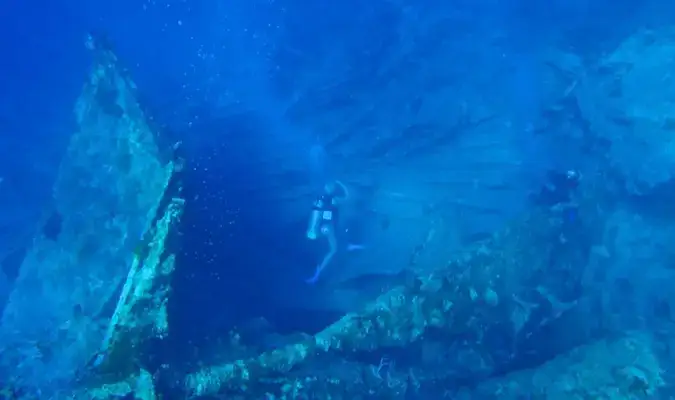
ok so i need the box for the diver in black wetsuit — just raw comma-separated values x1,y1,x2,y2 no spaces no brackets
531,169,581,207
305,180,349,284
532,169,589,257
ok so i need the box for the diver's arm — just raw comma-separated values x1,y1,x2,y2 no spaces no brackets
306,208,321,239
334,180,349,203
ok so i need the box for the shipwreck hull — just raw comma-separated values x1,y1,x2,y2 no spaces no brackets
2,30,668,400
182,177,609,398
0,34,180,398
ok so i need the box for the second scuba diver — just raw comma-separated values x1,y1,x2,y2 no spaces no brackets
305,180,350,284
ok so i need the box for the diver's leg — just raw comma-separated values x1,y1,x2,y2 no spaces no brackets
306,226,337,284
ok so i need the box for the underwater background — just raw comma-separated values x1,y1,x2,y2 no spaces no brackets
3,0,675,398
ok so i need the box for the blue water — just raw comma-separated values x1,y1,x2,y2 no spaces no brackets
3,0,675,397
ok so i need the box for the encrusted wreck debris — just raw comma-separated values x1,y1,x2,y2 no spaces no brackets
71,35,185,398
458,333,664,399
0,33,179,398
574,27,675,194
74,368,157,400
90,196,183,376
184,182,600,398
3,24,669,400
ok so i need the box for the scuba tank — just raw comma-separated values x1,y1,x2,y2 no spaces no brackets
307,196,326,240
307,182,346,240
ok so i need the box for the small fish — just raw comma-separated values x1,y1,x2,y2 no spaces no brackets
335,269,415,294
346,244,365,251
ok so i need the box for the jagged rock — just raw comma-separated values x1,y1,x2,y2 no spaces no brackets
0,33,177,395
456,333,664,399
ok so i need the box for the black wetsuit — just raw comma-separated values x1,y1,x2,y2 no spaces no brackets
313,194,339,231
532,170,580,207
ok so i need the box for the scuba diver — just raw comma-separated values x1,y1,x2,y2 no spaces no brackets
305,180,351,284
531,169,581,207
531,168,585,242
